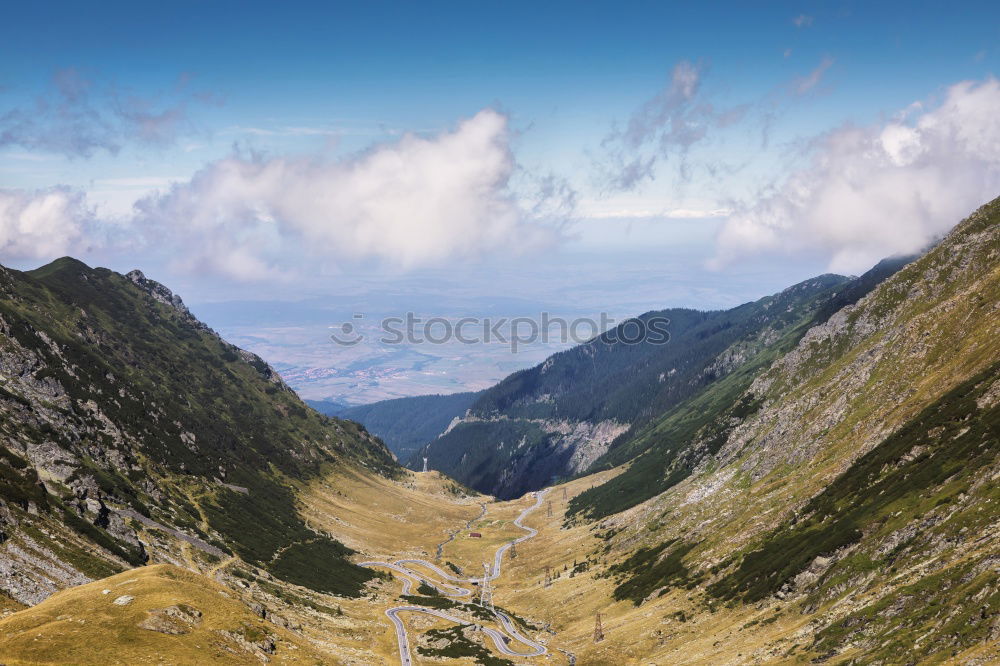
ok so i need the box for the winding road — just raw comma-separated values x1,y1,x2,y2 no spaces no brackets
361,490,550,665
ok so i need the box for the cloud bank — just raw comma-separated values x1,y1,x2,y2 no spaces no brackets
133,109,567,280
712,78,1000,273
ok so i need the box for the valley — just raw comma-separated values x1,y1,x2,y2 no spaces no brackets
0,198,997,665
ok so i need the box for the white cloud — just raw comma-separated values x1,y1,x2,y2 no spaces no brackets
221,125,396,138
133,109,567,280
793,14,814,28
711,78,1000,273
0,187,92,259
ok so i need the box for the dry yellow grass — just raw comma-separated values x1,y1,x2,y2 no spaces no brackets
0,592,26,617
290,467,498,664
483,472,997,666
0,564,329,665
11,462,987,665
0,466,846,665
483,470,812,665
301,467,486,559
438,501,523,574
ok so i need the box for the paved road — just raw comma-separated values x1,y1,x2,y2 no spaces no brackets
383,606,546,662
362,489,550,664
356,560,473,597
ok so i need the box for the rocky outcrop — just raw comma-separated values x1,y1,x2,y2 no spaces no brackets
138,604,203,635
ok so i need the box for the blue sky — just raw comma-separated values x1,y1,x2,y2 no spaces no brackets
2,2,999,401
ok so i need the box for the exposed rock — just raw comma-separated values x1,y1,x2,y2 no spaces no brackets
137,604,203,635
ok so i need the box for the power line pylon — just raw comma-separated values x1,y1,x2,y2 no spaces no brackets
510,541,517,559
544,565,552,587
479,562,494,612
562,487,567,501
593,611,604,643
547,501,552,518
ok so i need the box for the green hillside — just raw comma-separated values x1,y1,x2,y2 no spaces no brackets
0,258,398,605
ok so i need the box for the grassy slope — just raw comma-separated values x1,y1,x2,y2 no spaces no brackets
0,564,329,665
300,467,486,558
0,463,494,665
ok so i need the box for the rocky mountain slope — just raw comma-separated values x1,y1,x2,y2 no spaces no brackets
0,258,397,608
552,196,1000,663
415,263,914,500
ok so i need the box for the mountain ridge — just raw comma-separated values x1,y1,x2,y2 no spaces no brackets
0,257,397,606
413,270,917,499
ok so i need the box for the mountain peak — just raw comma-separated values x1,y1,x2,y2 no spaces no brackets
26,256,93,279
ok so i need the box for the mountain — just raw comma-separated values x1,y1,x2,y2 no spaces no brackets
540,196,999,663
414,265,913,499
309,391,481,462
0,258,397,607
568,254,915,519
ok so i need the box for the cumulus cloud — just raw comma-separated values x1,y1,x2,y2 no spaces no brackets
133,109,568,280
597,60,749,190
711,78,1000,273
0,188,92,259
793,14,814,28
0,68,207,158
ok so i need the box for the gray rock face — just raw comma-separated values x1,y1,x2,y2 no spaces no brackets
125,270,201,326
703,207,1000,491
0,534,94,605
